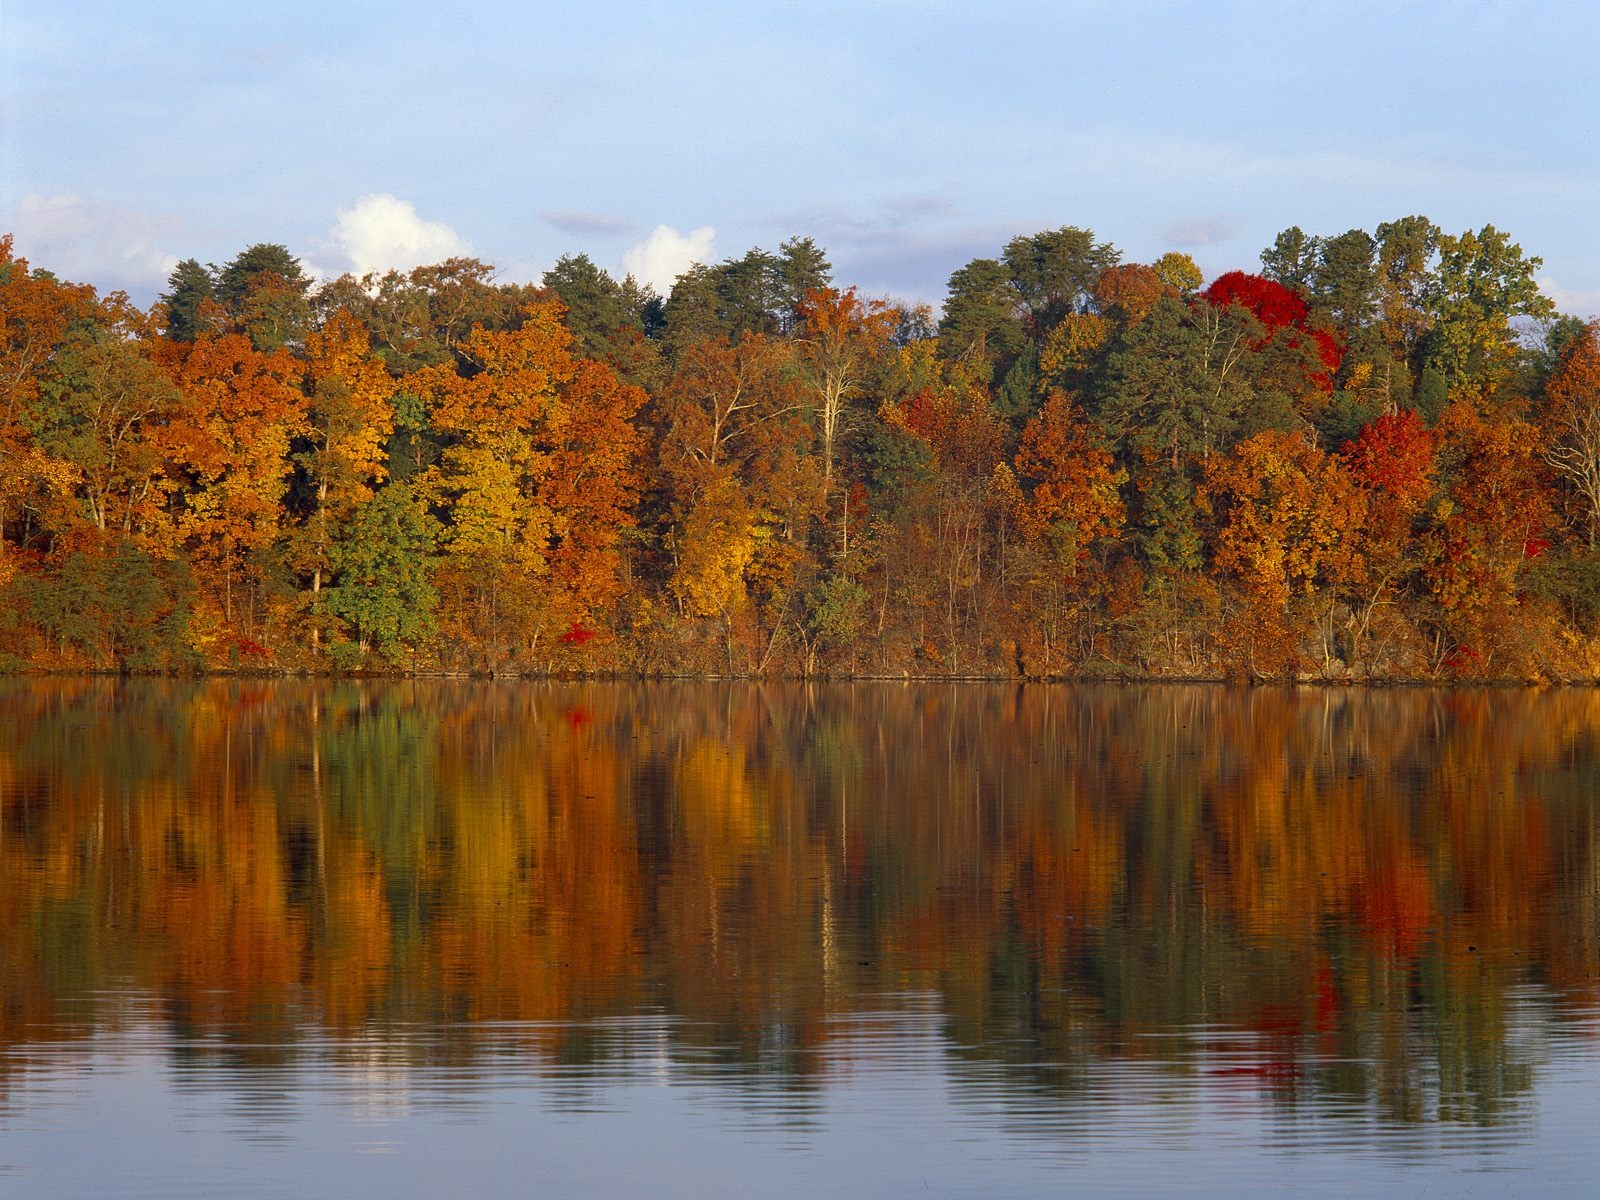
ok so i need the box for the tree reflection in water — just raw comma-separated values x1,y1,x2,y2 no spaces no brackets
1,679,1597,1141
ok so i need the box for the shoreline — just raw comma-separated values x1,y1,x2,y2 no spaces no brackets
3,668,1594,688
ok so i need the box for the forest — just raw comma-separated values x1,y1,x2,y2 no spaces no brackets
1,218,1597,679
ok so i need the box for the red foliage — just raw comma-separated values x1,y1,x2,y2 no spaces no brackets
236,638,270,659
1342,410,1435,505
559,621,597,646
1204,271,1310,330
1203,270,1342,381
1308,329,1341,375
846,481,870,524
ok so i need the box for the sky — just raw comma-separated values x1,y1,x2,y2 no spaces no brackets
4,1,1599,315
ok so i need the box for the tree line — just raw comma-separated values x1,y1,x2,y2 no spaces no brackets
1,218,1597,678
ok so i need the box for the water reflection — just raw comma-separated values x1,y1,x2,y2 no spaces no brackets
1,680,1598,1192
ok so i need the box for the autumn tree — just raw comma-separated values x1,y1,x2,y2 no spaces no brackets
794,286,896,496
652,333,821,667
0,237,92,580
879,363,1006,669
420,302,642,666
1340,409,1436,671
1540,321,1600,547
1422,400,1555,674
160,329,307,645
291,311,397,646
1201,430,1367,676
1202,271,1342,406
1001,391,1125,671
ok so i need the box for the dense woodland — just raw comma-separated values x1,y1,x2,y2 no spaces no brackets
1,218,1598,679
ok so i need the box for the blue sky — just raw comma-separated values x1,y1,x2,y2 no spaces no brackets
5,1,1598,314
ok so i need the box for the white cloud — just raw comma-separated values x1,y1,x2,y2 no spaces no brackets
5,193,181,294
622,224,715,294
325,193,471,278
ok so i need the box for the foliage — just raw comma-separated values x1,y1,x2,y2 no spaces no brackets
0,215,1592,678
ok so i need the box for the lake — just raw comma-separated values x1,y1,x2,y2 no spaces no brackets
1,679,1597,1197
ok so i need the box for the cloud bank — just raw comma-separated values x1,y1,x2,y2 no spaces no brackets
623,225,715,294
5,193,181,294
1538,274,1600,320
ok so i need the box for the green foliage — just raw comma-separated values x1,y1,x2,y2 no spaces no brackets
1000,226,1120,331
1523,549,1600,630
1260,226,1320,294
1099,296,1248,463
1317,390,1385,449
939,226,1120,380
1313,230,1380,329
7,543,197,670
938,257,1026,366
661,238,830,352
1423,225,1554,388
777,236,832,327
215,243,312,353
543,254,650,365
159,258,217,342
384,389,439,484
1130,466,1203,571
805,573,868,647
994,353,1040,425
1414,367,1449,424
324,485,441,663
856,416,932,505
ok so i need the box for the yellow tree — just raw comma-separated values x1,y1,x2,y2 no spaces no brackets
654,334,822,665
420,302,642,665
1201,430,1368,676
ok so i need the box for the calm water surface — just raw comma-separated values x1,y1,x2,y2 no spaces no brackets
1,680,1597,1197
